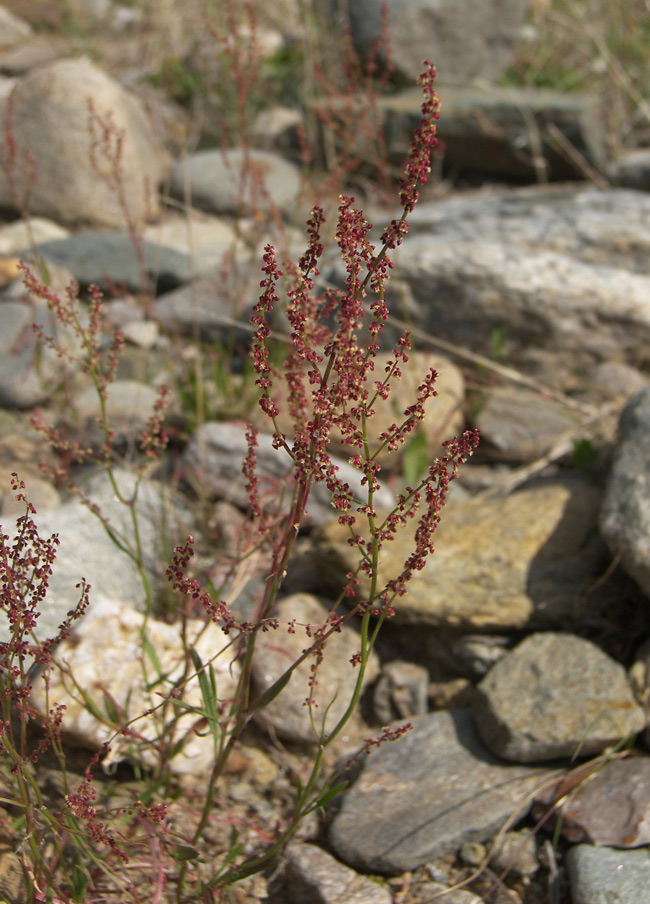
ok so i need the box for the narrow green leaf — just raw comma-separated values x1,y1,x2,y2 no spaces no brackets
315,781,348,809
72,863,88,900
172,844,202,862
142,632,165,687
255,671,291,709
191,646,220,744
102,691,119,724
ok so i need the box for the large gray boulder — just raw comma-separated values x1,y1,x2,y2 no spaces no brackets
346,0,529,83
0,58,170,227
600,386,650,597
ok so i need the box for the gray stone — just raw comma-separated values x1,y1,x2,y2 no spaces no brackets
75,379,162,445
489,829,539,878
406,186,650,264
183,421,395,523
372,660,429,724
0,58,170,227
475,386,580,463
315,480,604,631
0,293,84,408
537,757,650,848
600,386,650,597
154,270,244,340
347,0,528,84
328,709,554,874
0,7,32,48
169,149,301,216
34,231,192,293
567,845,650,904
393,237,650,381
0,469,192,642
0,217,69,255
609,148,650,192
474,633,645,762
283,843,392,904
251,593,379,744
381,84,605,181
143,215,239,278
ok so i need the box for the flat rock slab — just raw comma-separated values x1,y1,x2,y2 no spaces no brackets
315,479,603,631
600,385,650,597
328,709,555,875
474,633,645,762
535,756,650,847
407,187,650,266
475,385,580,463
567,845,650,904
34,231,192,292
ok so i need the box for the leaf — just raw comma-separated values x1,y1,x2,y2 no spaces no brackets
254,671,291,709
190,646,220,745
314,781,348,810
402,432,429,487
172,844,203,862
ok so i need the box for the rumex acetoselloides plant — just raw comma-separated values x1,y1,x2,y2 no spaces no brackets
167,60,479,893
0,61,478,902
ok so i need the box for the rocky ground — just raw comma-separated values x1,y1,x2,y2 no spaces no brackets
1,2,650,903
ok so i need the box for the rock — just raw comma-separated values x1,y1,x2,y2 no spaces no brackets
34,231,192,293
0,33,69,74
535,756,650,848
328,709,555,874
251,593,379,744
143,215,239,278
600,386,650,597
372,660,429,724
414,883,483,904
0,469,192,642
609,148,650,192
393,236,650,384
0,58,170,228
169,149,301,216
381,84,605,181
75,379,162,445
182,421,395,523
0,216,69,254
475,386,580,463
566,844,650,904
406,187,650,267
0,6,32,48
154,269,246,340
489,829,539,878
0,466,60,514
315,479,604,631
282,843,392,904
121,320,159,349
346,0,528,84
473,633,645,762
30,595,239,774
591,361,648,401
384,186,650,385
0,288,84,408
449,635,510,678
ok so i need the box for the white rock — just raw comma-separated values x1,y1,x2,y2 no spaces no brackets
30,596,240,774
